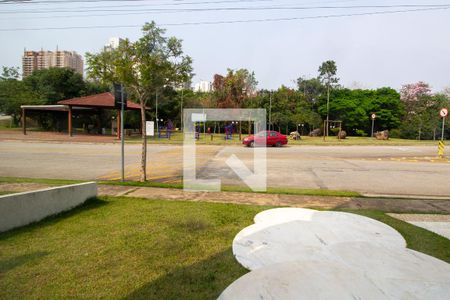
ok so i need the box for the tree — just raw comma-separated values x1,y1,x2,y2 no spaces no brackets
86,22,193,181
318,87,403,135
23,67,86,103
400,81,432,116
318,60,339,136
0,66,107,128
297,76,324,105
399,82,443,139
442,87,450,98
213,68,257,108
0,66,20,80
0,67,43,125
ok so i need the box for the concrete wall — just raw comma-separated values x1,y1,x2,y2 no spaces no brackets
0,182,97,233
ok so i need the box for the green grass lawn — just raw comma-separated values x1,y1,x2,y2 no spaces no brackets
0,126,440,146
125,132,438,146
0,191,14,196
0,177,85,186
0,197,268,299
1,196,449,299
289,136,438,146
341,210,450,263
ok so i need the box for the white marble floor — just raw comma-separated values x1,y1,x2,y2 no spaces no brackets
220,208,450,299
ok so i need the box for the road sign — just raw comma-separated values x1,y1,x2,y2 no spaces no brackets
440,108,448,141
438,141,445,158
146,121,154,136
371,113,376,120
114,83,127,109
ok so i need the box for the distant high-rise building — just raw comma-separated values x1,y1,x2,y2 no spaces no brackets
174,81,192,91
194,81,212,93
105,37,125,50
22,48,84,78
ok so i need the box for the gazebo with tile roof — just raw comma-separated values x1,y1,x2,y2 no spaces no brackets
21,92,143,138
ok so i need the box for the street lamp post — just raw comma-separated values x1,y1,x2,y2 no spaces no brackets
120,86,125,182
326,82,330,137
156,91,159,132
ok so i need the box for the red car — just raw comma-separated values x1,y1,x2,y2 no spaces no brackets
243,131,288,147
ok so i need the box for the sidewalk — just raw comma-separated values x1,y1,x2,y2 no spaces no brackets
1,182,449,213
97,185,450,213
0,130,120,143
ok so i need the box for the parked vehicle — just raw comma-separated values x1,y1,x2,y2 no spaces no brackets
243,131,288,147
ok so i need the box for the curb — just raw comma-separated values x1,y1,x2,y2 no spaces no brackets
362,193,450,201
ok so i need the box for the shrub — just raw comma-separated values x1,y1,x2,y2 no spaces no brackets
330,128,340,136
355,129,368,137
389,129,401,138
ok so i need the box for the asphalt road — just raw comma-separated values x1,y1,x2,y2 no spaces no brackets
0,141,449,197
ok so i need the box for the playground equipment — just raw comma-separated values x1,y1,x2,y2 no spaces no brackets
158,120,174,139
194,123,201,140
224,123,234,140
323,120,343,141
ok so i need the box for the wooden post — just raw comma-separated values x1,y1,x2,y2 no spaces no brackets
239,121,242,140
68,106,73,137
117,109,121,139
22,108,26,135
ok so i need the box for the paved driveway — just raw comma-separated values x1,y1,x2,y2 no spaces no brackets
0,140,449,197
201,146,450,197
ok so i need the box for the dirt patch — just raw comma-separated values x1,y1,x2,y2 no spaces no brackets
0,183,53,193
0,130,119,144
388,213,450,222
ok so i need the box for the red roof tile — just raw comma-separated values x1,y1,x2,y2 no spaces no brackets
57,92,142,110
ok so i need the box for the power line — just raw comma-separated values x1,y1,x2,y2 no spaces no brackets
0,0,359,7
0,0,171,4
2,4,450,14
0,0,271,5
1,6,448,31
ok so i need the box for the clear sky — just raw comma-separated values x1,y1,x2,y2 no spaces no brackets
1,0,449,92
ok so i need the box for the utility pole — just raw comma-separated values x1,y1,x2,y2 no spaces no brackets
269,91,272,131
120,85,125,182
326,81,330,137
155,91,159,133
180,88,184,131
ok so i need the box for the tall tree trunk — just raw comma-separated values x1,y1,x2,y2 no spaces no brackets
140,101,147,182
